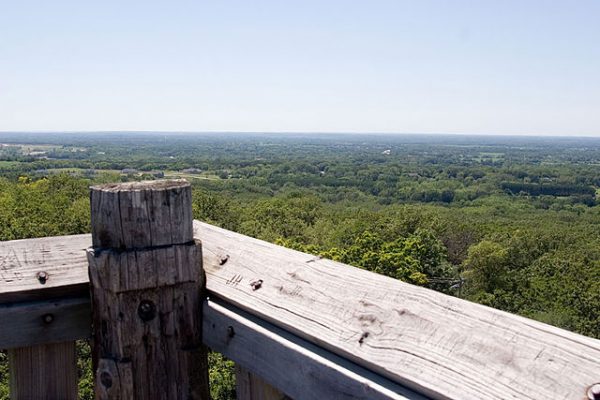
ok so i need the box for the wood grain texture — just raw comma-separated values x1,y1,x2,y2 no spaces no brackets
89,181,208,400
8,341,78,400
0,296,91,349
90,179,193,249
0,233,90,303
236,366,288,400
204,299,424,400
195,220,600,400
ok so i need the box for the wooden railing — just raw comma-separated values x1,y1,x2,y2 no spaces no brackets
1,180,600,400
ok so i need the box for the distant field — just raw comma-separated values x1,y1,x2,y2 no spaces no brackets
44,168,121,174
32,167,223,181
164,171,220,180
474,152,504,162
1,143,87,154
0,161,21,168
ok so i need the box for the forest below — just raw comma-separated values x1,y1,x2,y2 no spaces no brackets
1,132,600,399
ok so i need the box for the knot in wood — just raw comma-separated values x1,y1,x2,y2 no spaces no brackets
100,371,113,389
137,300,156,322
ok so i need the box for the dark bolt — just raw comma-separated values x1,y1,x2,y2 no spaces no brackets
227,326,235,338
219,255,229,265
42,314,54,324
588,384,600,400
100,371,113,389
250,279,263,291
358,331,369,345
37,271,48,284
137,300,156,322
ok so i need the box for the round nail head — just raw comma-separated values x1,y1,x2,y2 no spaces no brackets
137,300,156,322
37,271,48,284
588,384,600,400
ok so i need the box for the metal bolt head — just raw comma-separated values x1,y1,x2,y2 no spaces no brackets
137,300,156,322
588,383,600,400
250,279,263,291
42,314,54,324
37,271,48,284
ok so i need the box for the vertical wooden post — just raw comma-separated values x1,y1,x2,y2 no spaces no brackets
235,366,288,400
87,180,209,399
8,341,78,400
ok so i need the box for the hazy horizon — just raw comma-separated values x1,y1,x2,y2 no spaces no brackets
3,130,600,141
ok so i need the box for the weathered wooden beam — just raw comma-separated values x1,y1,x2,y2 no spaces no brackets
8,341,78,400
0,296,90,349
204,298,424,400
0,235,89,399
196,220,600,400
0,233,89,303
88,180,209,399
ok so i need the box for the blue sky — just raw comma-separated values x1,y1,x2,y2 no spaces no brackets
1,1,599,135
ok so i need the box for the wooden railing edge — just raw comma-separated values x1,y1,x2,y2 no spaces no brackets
204,297,425,400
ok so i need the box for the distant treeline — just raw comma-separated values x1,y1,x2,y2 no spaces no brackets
501,182,596,197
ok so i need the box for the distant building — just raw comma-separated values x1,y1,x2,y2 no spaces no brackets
121,168,138,174
182,168,202,174
382,149,391,155
153,171,165,178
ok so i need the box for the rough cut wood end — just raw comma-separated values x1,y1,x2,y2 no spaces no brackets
90,179,193,249
90,179,190,192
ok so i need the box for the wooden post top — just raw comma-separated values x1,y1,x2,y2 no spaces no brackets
90,179,190,193
90,179,193,250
